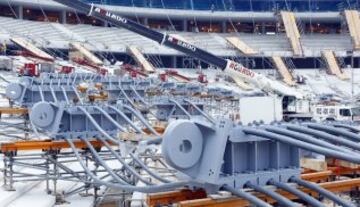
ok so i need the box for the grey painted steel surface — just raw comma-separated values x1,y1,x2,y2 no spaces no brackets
162,119,301,190
5,75,152,106
25,96,359,206
30,101,133,139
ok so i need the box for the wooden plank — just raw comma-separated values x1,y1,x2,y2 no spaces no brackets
0,139,113,152
327,158,360,169
301,170,332,182
146,189,206,207
0,107,28,116
301,158,327,172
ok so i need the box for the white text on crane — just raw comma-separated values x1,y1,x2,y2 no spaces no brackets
228,61,255,78
94,7,127,24
167,36,196,52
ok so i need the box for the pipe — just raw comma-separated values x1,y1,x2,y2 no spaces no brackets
77,106,163,184
122,104,159,136
119,86,135,107
243,128,360,164
38,85,45,102
245,182,298,206
129,152,171,183
72,85,83,104
80,137,130,185
93,106,127,132
332,123,360,133
285,124,360,151
95,136,154,185
221,185,271,207
106,104,143,134
77,106,121,144
65,138,190,193
289,176,355,207
305,123,360,142
49,85,58,103
268,179,325,207
184,99,215,124
264,126,358,155
142,137,163,145
61,86,70,104
130,85,148,107
169,98,191,119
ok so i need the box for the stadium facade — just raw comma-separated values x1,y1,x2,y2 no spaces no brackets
0,0,359,69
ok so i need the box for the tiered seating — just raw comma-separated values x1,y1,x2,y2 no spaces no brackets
0,16,355,58
344,10,360,49
231,34,293,56
321,50,349,80
226,36,258,55
301,34,352,55
271,56,296,86
280,11,303,57
127,46,156,73
174,32,230,55
0,18,68,43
